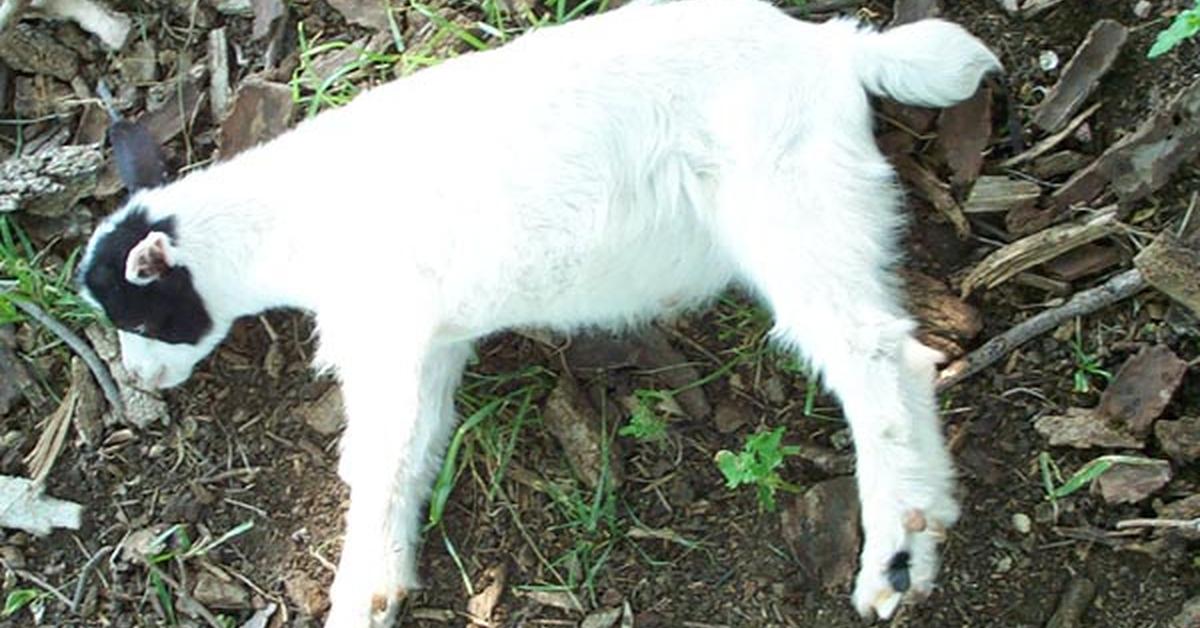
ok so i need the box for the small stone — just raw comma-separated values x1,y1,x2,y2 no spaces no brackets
1133,1,1152,19
0,545,26,569
1034,408,1142,449
1039,50,1059,72
1012,512,1032,534
212,0,253,16
284,571,329,617
193,572,249,609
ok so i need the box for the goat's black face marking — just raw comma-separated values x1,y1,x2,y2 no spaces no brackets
886,551,911,593
82,208,212,345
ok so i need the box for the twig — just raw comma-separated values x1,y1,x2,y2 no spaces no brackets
0,557,75,610
1115,517,1200,531
0,285,126,423
70,545,112,611
937,269,1147,390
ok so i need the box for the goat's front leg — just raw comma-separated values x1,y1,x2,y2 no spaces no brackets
324,342,471,628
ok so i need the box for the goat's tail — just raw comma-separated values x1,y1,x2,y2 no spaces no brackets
852,19,1002,108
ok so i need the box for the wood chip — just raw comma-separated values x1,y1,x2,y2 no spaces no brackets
891,0,940,25
208,28,231,121
217,77,295,161
1054,77,1200,211
780,477,861,591
251,0,284,40
1033,20,1128,133
938,86,991,188
467,564,505,627
1045,577,1096,628
1155,417,1200,464
962,175,1040,214
1094,458,1172,504
903,269,982,358
961,207,1118,295
893,154,969,238
0,144,103,216
138,73,204,144
1094,345,1187,438
326,0,392,31
1033,408,1142,449
0,22,79,81
1027,150,1093,180
1042,243,1123,281
0,475,82,535
1135,229,1200,319
542,375,623,490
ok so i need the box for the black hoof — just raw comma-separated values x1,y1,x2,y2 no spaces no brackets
886,551,911,593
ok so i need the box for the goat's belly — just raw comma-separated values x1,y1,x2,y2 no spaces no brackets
452,227,734,337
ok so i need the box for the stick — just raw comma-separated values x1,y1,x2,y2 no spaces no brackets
936,269,1147,390
1115,517,1200,531
0,284,126,423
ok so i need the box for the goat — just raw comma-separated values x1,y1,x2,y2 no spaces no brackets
76,0,1001,625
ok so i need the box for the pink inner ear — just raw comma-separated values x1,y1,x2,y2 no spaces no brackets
126,232,172,283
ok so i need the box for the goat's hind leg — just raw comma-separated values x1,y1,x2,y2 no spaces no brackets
325,340,472,628
718,173,957,619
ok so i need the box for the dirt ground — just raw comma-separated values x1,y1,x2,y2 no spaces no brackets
2,0,1200,627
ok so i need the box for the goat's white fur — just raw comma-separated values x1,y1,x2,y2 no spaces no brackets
82,1,1000,624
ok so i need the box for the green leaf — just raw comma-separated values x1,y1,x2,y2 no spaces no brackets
2,589,41,617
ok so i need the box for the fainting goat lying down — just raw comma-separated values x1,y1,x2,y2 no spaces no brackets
77,0,1000,625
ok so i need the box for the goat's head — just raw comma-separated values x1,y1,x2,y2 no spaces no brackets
77,203,232,389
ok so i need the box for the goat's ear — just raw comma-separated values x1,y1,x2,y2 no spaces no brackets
124,231,175,285
109,119,170,192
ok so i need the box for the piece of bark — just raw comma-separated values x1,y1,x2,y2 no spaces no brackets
879,100,937,135
1135,231,1200,319
1033,20,1128,134
0,475,82,535
780,477,861,592
939,269,1147,390
1155,417,1200,464
903,269,982,357
1093,344,1186,438
193,572,250,609
138,74,204,145
251,0,284,40
466,564,506,627
1169,596,1200,628
12,75,73,118
1034,408,1142,449
1014,272,1072,296
938,86,991,188
1094,458,1171,504
962,175,1040,215
891,0,939,25
1054,77,1200,211
893,154,970,238
542,375,623,490
1042,244,1123,281
0,22,79,81
217,77,295,161
635,326,710,420
962,207,1118,295
1028,151,1093,180
25,357,101,483
208,28,231,121
326,0,392,31
31,0,131,50
1045,577,1096,628
0,144,103,216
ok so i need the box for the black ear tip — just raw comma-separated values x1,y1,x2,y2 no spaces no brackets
109,119,170,193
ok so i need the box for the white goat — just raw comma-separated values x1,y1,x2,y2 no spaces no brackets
77,0,1001,625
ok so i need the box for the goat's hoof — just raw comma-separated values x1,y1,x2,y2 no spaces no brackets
852,505,954,621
